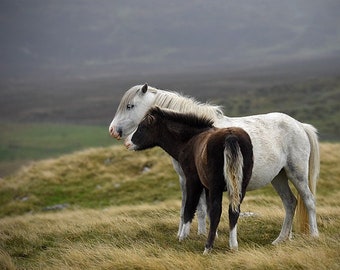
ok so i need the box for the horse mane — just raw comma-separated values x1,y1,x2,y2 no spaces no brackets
149,106,214,129
117,84,224,120
154,89,224,121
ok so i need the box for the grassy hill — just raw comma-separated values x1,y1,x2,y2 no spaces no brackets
0,144,339,269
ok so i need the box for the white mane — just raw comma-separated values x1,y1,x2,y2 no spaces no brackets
152,87,224,121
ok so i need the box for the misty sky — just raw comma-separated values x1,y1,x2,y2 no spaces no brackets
1,0,340,80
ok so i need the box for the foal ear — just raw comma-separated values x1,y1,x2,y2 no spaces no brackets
141,83,148,94
145,114,156,125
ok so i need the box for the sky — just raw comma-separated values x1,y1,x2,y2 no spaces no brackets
1,0,340,80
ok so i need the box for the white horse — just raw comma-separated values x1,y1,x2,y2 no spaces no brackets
109,83,319,244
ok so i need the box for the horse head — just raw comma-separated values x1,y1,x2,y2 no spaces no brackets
109,83,156,139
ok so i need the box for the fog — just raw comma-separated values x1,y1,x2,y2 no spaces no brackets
1,0,340,81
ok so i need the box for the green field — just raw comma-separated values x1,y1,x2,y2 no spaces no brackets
0,144,339,269
0,123,116,177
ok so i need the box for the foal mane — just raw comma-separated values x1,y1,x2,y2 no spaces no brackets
149,107,214,129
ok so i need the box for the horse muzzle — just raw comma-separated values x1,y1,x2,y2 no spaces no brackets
109,126,123,140
124,137,135,151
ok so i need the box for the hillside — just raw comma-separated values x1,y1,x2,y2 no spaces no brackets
0,144,339,269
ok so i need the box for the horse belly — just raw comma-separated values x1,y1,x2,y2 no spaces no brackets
246,157,284,191
246,175,273,191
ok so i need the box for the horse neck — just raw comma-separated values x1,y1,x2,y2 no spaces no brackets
157,120,207,161
153,89,223,121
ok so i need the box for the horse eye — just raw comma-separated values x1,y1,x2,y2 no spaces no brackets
126,103,135,110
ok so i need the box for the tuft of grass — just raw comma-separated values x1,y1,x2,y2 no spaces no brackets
0,143,339,269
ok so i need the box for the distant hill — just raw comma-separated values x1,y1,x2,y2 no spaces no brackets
1,59,339,140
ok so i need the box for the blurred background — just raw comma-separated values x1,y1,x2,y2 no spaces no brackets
1,0,340,176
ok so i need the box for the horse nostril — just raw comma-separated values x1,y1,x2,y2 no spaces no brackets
117,128,123,138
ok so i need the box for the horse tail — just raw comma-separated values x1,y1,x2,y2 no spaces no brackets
296,124,320,233
223,134,243,213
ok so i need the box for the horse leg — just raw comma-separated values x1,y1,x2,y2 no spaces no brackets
178,174,186,237
197,190,207,235
288,171,319,237
179,177,203,241
172,159,187,237
203,189,223,255
285,163,319,237
172,159,207,236
228,203,240,251
204,188,219,238
271,170,297,244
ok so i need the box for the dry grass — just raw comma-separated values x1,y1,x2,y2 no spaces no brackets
1,201,339,269
0,143,339,269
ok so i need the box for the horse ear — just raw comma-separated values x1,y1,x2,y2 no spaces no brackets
145,114,155,125
154,106,162,113
141,83,148,94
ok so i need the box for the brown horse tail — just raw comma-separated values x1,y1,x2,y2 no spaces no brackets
223,134,243,213
296,124,320,233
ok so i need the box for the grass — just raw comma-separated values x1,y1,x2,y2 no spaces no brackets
0,143,339,269
0,146,179,217
1,202,339,269
0,122,115,161
0,122,115,177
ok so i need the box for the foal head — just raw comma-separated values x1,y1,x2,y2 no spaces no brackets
125,106,214,151
125,109,160,151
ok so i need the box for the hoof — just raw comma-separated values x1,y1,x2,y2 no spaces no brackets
178,222,191,241
272,239,280,245
178,235,186,242
203,247,212,255
311,231,319,238
229,246,238,253
197,228,207,235
272,237,287,245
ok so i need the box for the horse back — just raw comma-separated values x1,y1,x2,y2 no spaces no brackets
188,127,253,190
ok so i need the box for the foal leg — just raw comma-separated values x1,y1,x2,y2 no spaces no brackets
228,204,240,251
203,190,223,255
271,170,297,245
204,188,218,238
179,178,203,241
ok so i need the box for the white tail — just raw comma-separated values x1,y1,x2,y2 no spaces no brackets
224,135,244,213
296,124,320,233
